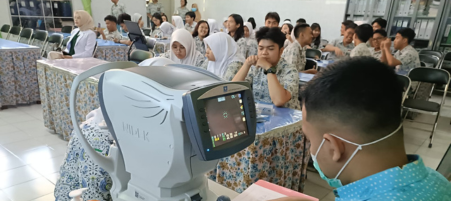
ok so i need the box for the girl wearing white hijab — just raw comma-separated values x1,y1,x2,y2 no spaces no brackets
62,10,97,59
207,19,220,34
201,32,245,81
160,22,175,38
160,29,206,67
132,13,144,28
139,57,175,66
172,16,185,30
243,22,258,58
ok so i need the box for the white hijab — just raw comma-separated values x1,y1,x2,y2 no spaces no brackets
160,22,175,37
139,57,176,66
207,19,220,34
244,22,254,38
169,29,201,65
132,13,142,23
204,32,245,78
221,17,228,33
172,16,185,30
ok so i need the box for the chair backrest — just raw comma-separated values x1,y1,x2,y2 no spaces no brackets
397,74,411,103
61,37,71,48
419,54,440,68
129,50,153,63
420,61,426,67
19,28,33,38
306,49,322,60
419,50,443,58
442,52,451,70
61,26,73,34
48,34,63,44
92,42,98,57
33,30,48,42
0,24,10,33
305,58,317,70
408,67,450,85
143,28,152,36
9,26,21,35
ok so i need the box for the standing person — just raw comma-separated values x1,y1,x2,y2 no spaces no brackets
311,23,327,49
248,17,257,32
202,32,245,81
110,0,126,19
233,27,300,110
350,24,373,57
114,13,132,46
244,22,258,57
96,15,122,41
184,11,197,33
160,29,206,67
265,12,280,28
177,0,190,23
192,20,210,55
161,13,168,22
132,13,144,28
380,28,420,74
281,23,314,73
372,17,387,31
192,3,201,22
371,29,387,60
227,14,247,58
62,10,97,59
323,22,357,59
172,16,185,30
207,19,221,34
146,0,164,28
151,13,164,38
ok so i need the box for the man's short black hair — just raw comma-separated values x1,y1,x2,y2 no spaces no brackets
104,15,118,24
301,57,402,140
265,12,280,23
345,22,357,31
185,11,196,19
256,27,286,49
284,19,291,22
397,28,416,44
355,24,373,42
342,20,354,27
118,13,131,24
374,29,387,37
296,18,306,24
294,23,310,39
372,18,387,29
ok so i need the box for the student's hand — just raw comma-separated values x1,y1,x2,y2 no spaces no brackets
285,33,291,40
114,38,121,43
256,57,272,70
62,55,72,59
244,55,258,68
334,47,344,57
382,38,391,49
303,69,317,74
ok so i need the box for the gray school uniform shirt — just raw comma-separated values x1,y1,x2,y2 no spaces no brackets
327,38,355,60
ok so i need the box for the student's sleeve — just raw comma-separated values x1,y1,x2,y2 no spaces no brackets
195,53,207,67
72,31,97,58
397,51,417,67
245,65,255,84
200,59,208,70
282,64,300,99
223,61,243,81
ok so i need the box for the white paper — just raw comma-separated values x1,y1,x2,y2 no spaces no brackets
424,19,435,39
414,20,421,38
30,1,34,7
232,184,286,201
402,20,409,28
418,20,428,38
54,2,58,9
404,0,412,16
300,73,315,82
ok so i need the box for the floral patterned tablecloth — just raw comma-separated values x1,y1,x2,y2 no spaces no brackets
37,58,108,140
0,39,41,106
94,45,129,62
208,105,310,193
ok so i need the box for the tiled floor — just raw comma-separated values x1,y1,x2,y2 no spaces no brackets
0,97,450,201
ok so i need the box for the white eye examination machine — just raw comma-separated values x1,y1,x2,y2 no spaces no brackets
69,63,257,201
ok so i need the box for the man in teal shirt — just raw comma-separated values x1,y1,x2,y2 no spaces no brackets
275,57,451,201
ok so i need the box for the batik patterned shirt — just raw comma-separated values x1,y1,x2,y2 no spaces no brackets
394,45,421,72
194,36,206,55
327,38,355,60
281,40,307,71
350,43,372,57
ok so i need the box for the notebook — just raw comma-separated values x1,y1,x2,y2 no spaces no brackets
232,180,318,201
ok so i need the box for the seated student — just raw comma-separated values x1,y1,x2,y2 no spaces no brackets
62,10,97,59
381,28,420,73
284,18,306,48
184,11,197,33
282,23,294,48
151,13,164,38
265,12,280,28
248,17,258,33
192,20,210,55
172,16,185,30
339,20,354,39
232,27,300,109
274,57,451,201
97,15,122,41
114,13,133,46
161,13,168,22
132,13,144,28
311,23,327,50
281,23,316,73
296,18,306,25
350,24,373,57
228,14,247,58
371,29,387,60
160,22,175,38
367,18,387,47
207,19,221,34
201,32,245,81
244,22,258,57
323,22,357,59
160,29,206,67
221,17,228,32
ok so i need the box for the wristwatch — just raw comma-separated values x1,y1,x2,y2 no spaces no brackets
264,66,277,75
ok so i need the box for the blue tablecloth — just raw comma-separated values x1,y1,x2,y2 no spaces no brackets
256,102,303,134
0,38,39,49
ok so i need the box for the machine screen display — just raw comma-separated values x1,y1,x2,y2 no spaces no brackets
204,93,248,148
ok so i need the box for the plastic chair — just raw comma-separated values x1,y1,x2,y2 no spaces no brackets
403,67,450,148
305,58,317,70
92,42,98,57
306,49,322,60
419,50,443,58
61,26,73,34
43,34,63,57
17,28,33,44
61,37,71,49
397,74,411,104
419,54,440,68
0,24,10,37
129,49,154,64
31,30,48,55
7,26,21,40
143,28,152,36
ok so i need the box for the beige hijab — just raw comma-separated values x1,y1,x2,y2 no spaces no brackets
192,4,201,22
74,10,94,31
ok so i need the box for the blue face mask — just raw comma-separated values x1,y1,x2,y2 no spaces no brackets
310,124,402,188
192,8,197,12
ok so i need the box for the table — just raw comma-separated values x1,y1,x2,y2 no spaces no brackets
317,60,334,68
94,39,129,62
37,58,108,140
0,39,41,106
207,103,310,194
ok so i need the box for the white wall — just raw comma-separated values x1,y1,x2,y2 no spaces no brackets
0,0,12,28
174,0,347,41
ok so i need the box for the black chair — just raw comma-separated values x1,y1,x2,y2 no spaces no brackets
1,24,10,36
18,28,33,44
305,58,317,70
31,30,48,55
403,68,450,148
43,34,63,57
129,49,154,64
143,28,152,36
419,54,440,68
419,50,443,58
61,26,73,34
306,49,322,60
61,37,71,49
397,74,411,104
7,26,21,40
92,42,98,57
420,61,426,67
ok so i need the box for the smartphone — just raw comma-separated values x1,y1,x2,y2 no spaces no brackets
98,23,101,28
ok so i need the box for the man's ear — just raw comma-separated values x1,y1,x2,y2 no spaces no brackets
279,47,285,56
323,134,345,162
